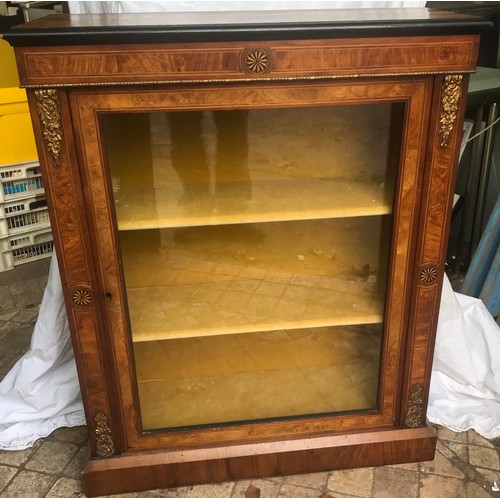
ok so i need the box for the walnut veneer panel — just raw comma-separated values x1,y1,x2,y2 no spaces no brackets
400,74,470,428
82,427,436,496
25,89,126,456
67,78,428,454
16,35,478,87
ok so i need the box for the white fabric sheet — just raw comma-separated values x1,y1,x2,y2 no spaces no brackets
68,1,426,14
428,276,500,439
0,255,85,450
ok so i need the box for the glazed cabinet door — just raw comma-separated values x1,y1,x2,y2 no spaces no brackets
69,78,432,452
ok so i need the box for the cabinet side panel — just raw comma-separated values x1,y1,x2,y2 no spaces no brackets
26,89,125,456
400,74,470,427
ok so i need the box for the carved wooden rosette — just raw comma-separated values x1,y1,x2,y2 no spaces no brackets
71,288,93,307
242,48,273,74
94,412,115,457
34,88,63,166
439,74,463,148
419,264,439,286
405,383,425,428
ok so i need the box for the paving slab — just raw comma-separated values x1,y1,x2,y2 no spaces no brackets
327,467,374,498
372,466,419,498
421,449,465,479
0,470,55,498
436,426,469,443
0,446,37,467
231,479,282,498
24,441,79,475
185,482,235,498
46,477,86,498
469,446,500,471
51,426,88,445
0,465,17,492
284,471,329,490
278,483,324,497
419,474,466,498
466,481,493,498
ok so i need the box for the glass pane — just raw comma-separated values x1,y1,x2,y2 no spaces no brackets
135,325,383,429
101,103,401,431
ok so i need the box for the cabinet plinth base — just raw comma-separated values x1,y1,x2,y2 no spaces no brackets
82,425,436,497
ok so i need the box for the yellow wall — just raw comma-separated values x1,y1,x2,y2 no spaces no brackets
0,39,38,164
0,38,20,88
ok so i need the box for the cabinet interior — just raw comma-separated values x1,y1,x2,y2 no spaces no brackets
134,324,383,429
102,102,400,431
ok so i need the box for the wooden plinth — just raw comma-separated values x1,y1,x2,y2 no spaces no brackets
83,425,436,497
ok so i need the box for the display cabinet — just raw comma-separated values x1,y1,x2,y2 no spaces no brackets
3,8,488,496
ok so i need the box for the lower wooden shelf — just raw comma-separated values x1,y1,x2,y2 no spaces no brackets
134,324,383,429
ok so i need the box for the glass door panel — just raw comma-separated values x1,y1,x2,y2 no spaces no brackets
101,103,401,431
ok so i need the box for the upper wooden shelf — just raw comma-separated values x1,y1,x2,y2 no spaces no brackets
115,178,391,230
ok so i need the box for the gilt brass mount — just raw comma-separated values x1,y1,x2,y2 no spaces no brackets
439,75,463,148
34,89,63,166
94,412,115,458
405,383,425,428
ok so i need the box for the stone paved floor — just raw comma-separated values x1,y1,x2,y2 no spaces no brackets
0,259,499,498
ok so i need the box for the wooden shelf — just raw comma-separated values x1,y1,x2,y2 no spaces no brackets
115,178,391,230
128,277,384,342
120,217,388,342
134,324,382,429
108,106,396,230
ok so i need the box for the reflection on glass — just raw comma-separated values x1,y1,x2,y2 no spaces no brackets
102,103,401,431
135,325,383,429
169,110,251,205
105,105,397,229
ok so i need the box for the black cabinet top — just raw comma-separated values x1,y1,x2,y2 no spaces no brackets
2,8,491,46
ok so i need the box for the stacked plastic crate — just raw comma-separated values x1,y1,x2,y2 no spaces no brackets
0,161,53,271
0,40,53,272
